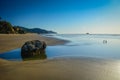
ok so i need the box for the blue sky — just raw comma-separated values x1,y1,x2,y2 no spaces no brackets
0,0,120,34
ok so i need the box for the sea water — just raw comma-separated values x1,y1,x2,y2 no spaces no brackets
46,34,120,59
0,34,120,61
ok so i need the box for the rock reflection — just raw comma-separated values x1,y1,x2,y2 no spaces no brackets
21,50,47,61
103,40,107,44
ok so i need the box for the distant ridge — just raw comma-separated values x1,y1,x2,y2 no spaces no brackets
14,26,57,34
0,20,56,34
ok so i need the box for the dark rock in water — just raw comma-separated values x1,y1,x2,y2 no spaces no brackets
86,33,89,35
21,40,47,60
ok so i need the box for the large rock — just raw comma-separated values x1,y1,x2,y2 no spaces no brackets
21,40,46,59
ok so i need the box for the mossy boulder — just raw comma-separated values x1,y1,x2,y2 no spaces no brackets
21,40,47,59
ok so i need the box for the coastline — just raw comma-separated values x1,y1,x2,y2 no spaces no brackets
0,57,120,80
0,33,69,53
0,34,120,80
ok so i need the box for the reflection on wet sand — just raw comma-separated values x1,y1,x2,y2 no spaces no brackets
0,58,120,80
21,50,47,61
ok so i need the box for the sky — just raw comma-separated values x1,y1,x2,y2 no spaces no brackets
0,0,120,34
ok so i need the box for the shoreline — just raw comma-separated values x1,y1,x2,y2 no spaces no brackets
0,34,69,53
0,57,120,80
0,34,120,80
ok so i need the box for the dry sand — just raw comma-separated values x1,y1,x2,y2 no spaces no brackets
0,34,68,53
0,57,120,80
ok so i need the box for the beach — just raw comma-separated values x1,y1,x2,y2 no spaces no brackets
0,57,120,80
0,34,120,80
0,34,68,53
0,0,120,79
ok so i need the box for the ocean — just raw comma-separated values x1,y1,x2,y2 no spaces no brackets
1,34,120,61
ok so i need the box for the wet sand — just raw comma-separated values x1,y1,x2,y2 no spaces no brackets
0,57,120,80
0,34,68,53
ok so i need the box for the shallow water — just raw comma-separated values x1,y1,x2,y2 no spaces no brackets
0,34,120,61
